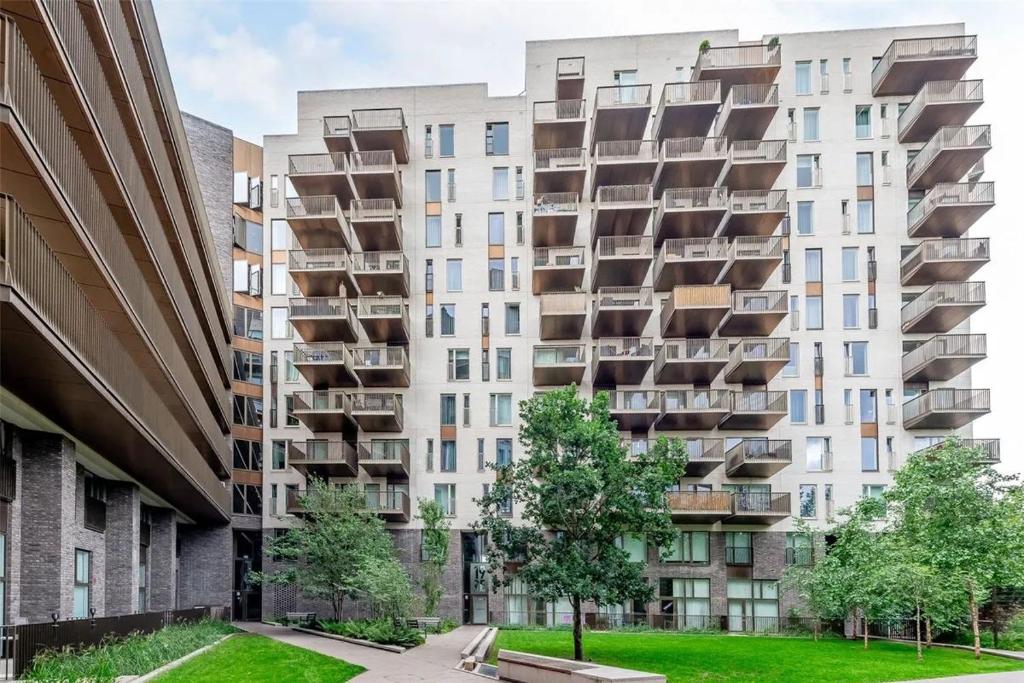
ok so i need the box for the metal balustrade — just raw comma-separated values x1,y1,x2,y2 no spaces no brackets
872,35,977,93
534,147,587,169
534,99,586,121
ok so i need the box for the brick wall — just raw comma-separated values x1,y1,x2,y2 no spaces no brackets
177,522,232,610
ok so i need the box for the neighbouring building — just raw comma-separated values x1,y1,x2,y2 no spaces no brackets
0,2,234,622
260,24,995,628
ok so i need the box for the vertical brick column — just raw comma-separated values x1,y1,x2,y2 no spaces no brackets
104,482,141,615
147,507,177,610
177,523,231,609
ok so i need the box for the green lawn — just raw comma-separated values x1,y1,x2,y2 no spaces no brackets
157,634,364,682
491,629,1024,683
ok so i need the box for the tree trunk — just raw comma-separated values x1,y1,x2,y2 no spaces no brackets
926,617,932,648
813,619,819,642
572,596,584,661
915,601,923,661
863,612,869,650
970,589,981,660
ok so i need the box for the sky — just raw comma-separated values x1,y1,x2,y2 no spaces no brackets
153,0,1024,475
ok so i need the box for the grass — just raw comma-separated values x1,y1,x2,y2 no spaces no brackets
156,634,365,682
25,620,237,682
491,629,1024,683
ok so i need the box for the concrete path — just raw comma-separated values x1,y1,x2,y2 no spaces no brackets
899,675,1024,683
235,621,482,682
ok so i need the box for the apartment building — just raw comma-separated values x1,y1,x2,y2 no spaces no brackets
0,3,233,622
262,24,996,628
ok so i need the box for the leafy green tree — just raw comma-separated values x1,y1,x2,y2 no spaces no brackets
476,387,687,661
782,522,838,641
416,498,452,616
253,479,412,620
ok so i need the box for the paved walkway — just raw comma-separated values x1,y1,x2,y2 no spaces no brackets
900,675,1024,683
235,621,483,682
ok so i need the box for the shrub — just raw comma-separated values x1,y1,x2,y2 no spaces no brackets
427,617,459,634
317,619,425,648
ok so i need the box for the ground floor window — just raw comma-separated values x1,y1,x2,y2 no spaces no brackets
726,579,779,632
662,530,709,564
658,578,711,629
138,544,148,612
73,549,91,618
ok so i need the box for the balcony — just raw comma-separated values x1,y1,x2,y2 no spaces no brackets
349,151,403,207
556,56,586,99
293,390,354,432
285,195,352,250
533,344,587,386
693,43,781,91
720,236,783,289
590,185,655,246
289,249,356,297
592,287,654,337
323,115,353,153
724,492,791,525
903,388,990,429
721,140,787,191
656,389,731,430
540,292,587,340
349,198,403,251
534,148,587,195
357,440,410,477
591,140,659,197
912,438,1000,465
653,187,729,243
719,290,788,337
907,125,991,190
720,391,787,430
532,193,580,247
723,337,790,384
357,296,409,343
898,80,983,143
352,346,410,387
288,153,354,202
655,137,728,194
293,343,359,388
592,337,655,384
286,488,307,516
351,108,410,163
654,339,729,384
906,182,994,238
721,190,788,237
533,99,587,149
667,491,733,523
590,84,653,152
661,284,731,337
872,36,977,96
352,251,409,297
350,392,404,432
901,282,985,334
715,84,779,140
902,333,986,382
654,237,729,290
592,236,653,290
900,238,990,286
653,81,722,140
367,490,411,523
606,390,660,430
289,297,358,343
725,439,792,476
533,246,586,294
289,440,358,478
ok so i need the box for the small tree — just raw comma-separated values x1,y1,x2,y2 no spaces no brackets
476,387,687,661
417,498,452,616
782,521,837,640
699,39,711,54
253,479,410,620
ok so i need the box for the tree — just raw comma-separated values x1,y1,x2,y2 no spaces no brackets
781,521,837,641
884,438,1024,658
417,498,452,616
253,479,412,620
476,387,687,661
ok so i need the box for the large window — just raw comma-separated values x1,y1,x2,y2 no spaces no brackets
439,124,455,157
73,549,91,618
725,531,752,565
659,578,711,629
806,296,823,329
861,437,879,472
496,438,513,466
492,168,509,200
232,350,263,385
856,152,873,186
805,249,822,282
488,212,505,245
842,247,859,281
486,122,509,156
727,579,779,632
271,307,289,339
440,440,457,472
663,530,709,564
787,533,814,566
490,393,513,426
856,199,874,233
795,61,812,95
799,484,817,518
783,342,799,377
440,304,456,336
796,201,814,235
806,437,830,472
860,388,877,423
434,483,456,516
855,105,872,138
845,341,868,375
233,306,263,341
271,440,287,470
790,390,807,424
271,219,291,250
447,348,470,380
796,154,818,187
425,170,442,202
232,396,263,427
488,259,505,291
233,439,263,470
802,108,820,141
446,259,463,292
496,348,512,380
505,303,521,335
843,294,860,329
426,215,442,247
440,394,457,426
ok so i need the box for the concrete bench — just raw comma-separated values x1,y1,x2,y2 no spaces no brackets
406,616,442,631
285,612,317,625
497,650,666,683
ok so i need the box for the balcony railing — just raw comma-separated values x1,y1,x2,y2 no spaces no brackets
351,392,404,415
899,79,983,135
357,440,410,470
900,237,989,281
289,440,358,474
594,336,655,361
607,390,660,411
534,192,579,215
912,438,1000,464
293,342,353,366
323,115,351,137
534,245,585,267
732,491,791,516
595,184,653,206
902,333,986,377
732,289,787,314
662,80,722,106
661,186,729,211
596,235,654,258
350,198,399,222
593,286,653,312
725,439,792,469
366,489,411,518
732,235,784,259
903,388,990,425
289,152,348,175
353,345,408,369
289,296,354,320
694,43,782,73
656,339,729,368
349,150,398,173
540,292,587,315
726,336,789,366
668,491,734,514
655,237,729,274
595,84,653,107
357,296,408,319
293,389,351,413
286,195,345,221
288,248,350,272
730,189,787,213
594,139,659,163
534,147,587,170
534,99,586,121
872,35,978,93
726,83,779,107
730,139,787,163
662,389,731,412
901,281,985,328
731,391,788,413
907,125,991,186
534,344,586,366
352,250,408,274
906,182,995,235
661,136,728,161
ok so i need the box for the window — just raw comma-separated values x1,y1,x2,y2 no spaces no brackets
448,169,457,202
233,218,262,253
232,483,262,516
856,152,873,186
426,439,434,472
799,485,817,518
805,249,822,282
424,124,433,157
268,263,285,296
516,212,524,244
271,308,290,338
496,438,513,466
496,348,512,380
440,304,455,336
796,154,819,187
485,122,509,156
510,257,520,291
271,440,287,470
446,259,463,292
490,393,513,426
477,439,486,471
426,215,442,247
233,439,263,470
425,170,442,202
856,199,874,233
795,61,812,95
271,219,291,250
505,303,521,335
819,58,829,93
845,341,868,375
73,549,91,618
488,212,505,245
803,108,820,141
860,388,877,424
842,57,852,89
659,578,711,628
806,296,823,329
440,440,457,472
440,394,457,426
790,390,807,424
425,259,435,293
270,175,279,207
425,304,434,337
448,348,470,380
861,437,879,472
787,533,813,566
434,484,456,516
285,395,299,427
843,294,860,328
796,201,813,235
789,295,800,329
232,350,263,385
663,531,709,564
806,437,830,472
842,247,859,281
725,531,753,565
855,105,872,138
515,166,524,200
232,396,262,427
783,342,799,377
863,484,886,500
439,124,455,157
492,168,509,200
481,349,490,381
488,259,505,291
233,306,263,341
463,393,471,426
727,579,779,630
617,534,646,563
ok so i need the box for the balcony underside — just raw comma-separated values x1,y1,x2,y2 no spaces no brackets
662,307,728,338
289,173,355,204
609,410,660,430
591,206,654,244
377,507,410,523
350,172,403,208
671,509,732,524
591,107,652,151
593,358,653,385
655,158,727,193
591,256,652,291
592,309,653,338
288,215,351,250
655,208,727,243
904,409,988,430
902,258,988,286
899,101,983,143
354,271,409,298
533,363,587,386
721,160,786,192
719,256,781,289
351,129,409,163
655,410,728,430
909,203,993,238
718,311,787,337
540,312,586,340
290,317,359,344
533,266,586,294
909,146,990,190
655,103,719,140
684,458,726,477
718,106,777,140
352,222,402,252
294,360,359,389
294,410,353,433
359,459,408,477
718,411,786,430
903,354,984,382
291,458,357,478
655,359,726,385
721,510,789,525
591,163,658,199
874,56,976,97
534,120,587,150
324,133,353,154
655,258,727,290
532,212,578,247
902,303,983,334
727,459,790,478
355,364,410,388
291,268,358,298
534,168,586,195
351,412,402,432
359,317,410,343
725,358,787,384
720,210,786,237
696,64,780,94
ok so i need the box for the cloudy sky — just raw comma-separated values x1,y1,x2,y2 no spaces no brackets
153,0,1024,474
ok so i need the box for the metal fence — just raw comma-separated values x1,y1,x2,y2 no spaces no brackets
494,612,844,636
